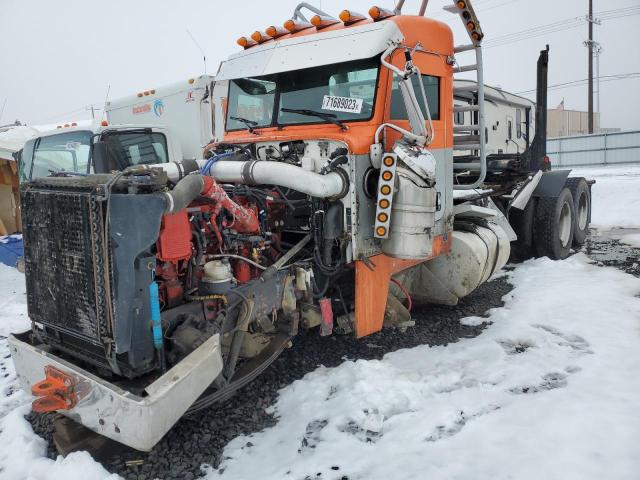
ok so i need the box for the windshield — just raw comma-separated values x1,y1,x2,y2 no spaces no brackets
101,131,169,167
226,55,380,131
22,130,170,181
25,130,92,180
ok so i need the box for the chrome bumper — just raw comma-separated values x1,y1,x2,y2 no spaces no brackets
8,331,223,451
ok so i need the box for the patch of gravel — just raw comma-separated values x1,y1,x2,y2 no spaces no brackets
584,230,640,278
27,277,512,480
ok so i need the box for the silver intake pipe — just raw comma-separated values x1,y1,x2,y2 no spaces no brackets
143,159,349,199
207,161,348,199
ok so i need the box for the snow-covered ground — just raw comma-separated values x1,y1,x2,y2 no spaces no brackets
570,164,640,230
0,164,639,480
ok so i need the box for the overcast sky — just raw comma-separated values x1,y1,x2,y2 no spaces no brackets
2,0,639,130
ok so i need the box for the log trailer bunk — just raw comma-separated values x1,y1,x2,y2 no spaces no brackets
9,0,592,451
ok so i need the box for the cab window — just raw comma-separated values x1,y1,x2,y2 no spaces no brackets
390,74,440,121
101,131,169,166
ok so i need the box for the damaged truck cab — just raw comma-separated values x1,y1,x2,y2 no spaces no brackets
9,1,590,452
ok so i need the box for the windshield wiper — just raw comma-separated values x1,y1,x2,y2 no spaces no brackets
280,108,348,131
230,116,259,134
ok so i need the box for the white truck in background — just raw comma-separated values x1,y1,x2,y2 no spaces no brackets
18,123,181,181
105,75,227,160
18,76,228,181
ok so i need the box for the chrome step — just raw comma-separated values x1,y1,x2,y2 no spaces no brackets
454,143,482,151
454,44,476,53
454,84,479,93
455,64,478,73
454,124,481,132
454,134,481,143
453,105,480,113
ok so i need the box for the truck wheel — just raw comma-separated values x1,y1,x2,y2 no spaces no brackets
533,188,575,260
510,198,537,261
565,177,591,247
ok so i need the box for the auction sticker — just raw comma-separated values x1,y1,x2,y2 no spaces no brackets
322,95,363,114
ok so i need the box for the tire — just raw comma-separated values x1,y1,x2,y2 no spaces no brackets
533,188,575,260
510,198,537,261
565,177,591,247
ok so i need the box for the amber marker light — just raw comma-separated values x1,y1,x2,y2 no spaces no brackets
311,14,340,29
376,226,387,236
251,31,272,43
381,185,392,195
379,199,390,209
265,25,289,38
383,156,395,167
237,36,257,48
369,6,394,21
382,171,393,181
339,10,367,25
377,213,389,223
283,19,314,33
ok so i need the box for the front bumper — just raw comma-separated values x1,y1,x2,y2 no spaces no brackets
9,331,223,451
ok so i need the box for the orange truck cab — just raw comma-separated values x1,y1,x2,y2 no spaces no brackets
210,4,471,337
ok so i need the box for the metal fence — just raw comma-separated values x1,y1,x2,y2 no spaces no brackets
547,130,640,167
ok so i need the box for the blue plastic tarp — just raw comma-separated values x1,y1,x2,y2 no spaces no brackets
0,235,23,268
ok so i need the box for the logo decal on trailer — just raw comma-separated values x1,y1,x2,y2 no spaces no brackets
153,99,165,117
132,104,151,115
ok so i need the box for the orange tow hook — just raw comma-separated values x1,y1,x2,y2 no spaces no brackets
31,365,78,413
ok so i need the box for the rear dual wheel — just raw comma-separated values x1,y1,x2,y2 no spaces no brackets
533,188,576,260
565,177,591,246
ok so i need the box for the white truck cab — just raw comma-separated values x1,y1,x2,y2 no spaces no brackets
19,122,182,181
105,75,226,160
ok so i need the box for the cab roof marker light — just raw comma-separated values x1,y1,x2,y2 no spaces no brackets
310,14,340,29
339,9,367,25
251,31,273,43
368,6,395,21
454,1,484,43
265,25,289,38
283,19,314,33
237,36,258,49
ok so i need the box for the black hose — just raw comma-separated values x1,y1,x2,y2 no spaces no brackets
164,174,204,213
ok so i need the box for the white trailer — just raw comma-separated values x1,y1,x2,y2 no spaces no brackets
454,80,535,156
105,75,227,160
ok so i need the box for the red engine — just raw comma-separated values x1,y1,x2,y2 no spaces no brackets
153,175,286,308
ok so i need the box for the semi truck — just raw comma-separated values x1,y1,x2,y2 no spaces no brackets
104,75,227,160
9,0,592,452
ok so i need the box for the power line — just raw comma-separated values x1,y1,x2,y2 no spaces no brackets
515,73,640,95
482,6,640,48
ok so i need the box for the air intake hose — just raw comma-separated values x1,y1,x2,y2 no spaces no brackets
162,174,205,214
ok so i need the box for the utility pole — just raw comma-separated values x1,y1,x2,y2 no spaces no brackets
584,0,600,134
594,43,602,129
588,0,593,134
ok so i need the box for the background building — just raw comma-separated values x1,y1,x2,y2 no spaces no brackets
547,100,620,138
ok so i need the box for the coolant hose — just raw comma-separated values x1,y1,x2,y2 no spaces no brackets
163,174,204,214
